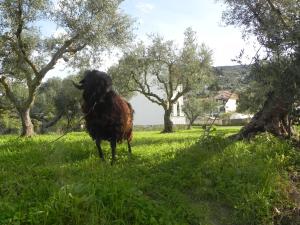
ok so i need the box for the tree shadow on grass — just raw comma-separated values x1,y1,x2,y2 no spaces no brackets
0,132,237,225
126,133,298,225
131,136,195,147
161,140,233,223
116,135,236,225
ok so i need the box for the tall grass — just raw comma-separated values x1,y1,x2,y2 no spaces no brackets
0,128,298,224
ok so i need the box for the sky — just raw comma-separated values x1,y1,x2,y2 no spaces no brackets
119,0,259,66
45,0,260,79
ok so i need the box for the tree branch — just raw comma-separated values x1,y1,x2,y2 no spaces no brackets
168,64,175,102
0,76,20,109
65,43,87,54
171,86,190,104
142,66,153,96
130,72,164,106
266,0,288,28
246,2,267,29
130,88,164,106
42,111,64,129
15,0,37,83
39,34,79,77
152,64,170,98
15,0,82,89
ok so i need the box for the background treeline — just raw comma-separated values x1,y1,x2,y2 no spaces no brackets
0,74,83,134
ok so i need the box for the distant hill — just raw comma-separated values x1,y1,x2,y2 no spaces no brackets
214,65,250,91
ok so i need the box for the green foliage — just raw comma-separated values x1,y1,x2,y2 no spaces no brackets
222,0,300,51
32,75,82,133
183,96,217,126
0,0,133,73
0,111,20,134
237,56,300,114
33,78,63,117
0,86,20,133
0,128,298,224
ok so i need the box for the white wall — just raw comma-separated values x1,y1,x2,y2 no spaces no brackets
171,116,187,125
225,99,237,112
170,85,186,125
129,94,164,125
129,85,188,125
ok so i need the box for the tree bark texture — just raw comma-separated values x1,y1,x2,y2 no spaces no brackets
162,109,173,133
233,91,295,140
187,123,192,129
187,116,198,130
234,45,300,140
19,107,34,137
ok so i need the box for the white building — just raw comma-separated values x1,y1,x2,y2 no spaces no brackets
130,94,164,125
130,88,240,126
129,85,187,125
170,85,186,125
215,90,239,113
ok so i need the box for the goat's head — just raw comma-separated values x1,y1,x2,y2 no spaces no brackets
73,70,112,104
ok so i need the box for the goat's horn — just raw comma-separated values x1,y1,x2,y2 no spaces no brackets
72,80,83,89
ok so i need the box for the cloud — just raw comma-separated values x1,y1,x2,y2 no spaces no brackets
136,2,154,14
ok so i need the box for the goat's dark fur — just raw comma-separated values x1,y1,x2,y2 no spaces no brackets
74,70,133,164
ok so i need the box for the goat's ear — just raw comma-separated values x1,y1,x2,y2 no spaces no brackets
72,80,83,89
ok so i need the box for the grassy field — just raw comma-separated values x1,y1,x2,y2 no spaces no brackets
0,127,299,225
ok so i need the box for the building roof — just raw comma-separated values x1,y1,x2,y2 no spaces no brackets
215,90,239,100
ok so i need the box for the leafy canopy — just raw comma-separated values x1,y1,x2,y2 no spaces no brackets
0,0,133,107
109,27,213,109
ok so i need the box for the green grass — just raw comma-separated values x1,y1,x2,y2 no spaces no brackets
0,127,299,225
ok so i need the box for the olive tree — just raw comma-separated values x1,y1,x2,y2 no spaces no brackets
220,0,300,139
0,0,133,136
183,95,217,129
109,28,213,132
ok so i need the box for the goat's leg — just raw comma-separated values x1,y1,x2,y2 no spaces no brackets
127,140,132,154
110,139,117,165
95,139,104,160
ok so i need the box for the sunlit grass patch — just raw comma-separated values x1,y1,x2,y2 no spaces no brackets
0,127,298,225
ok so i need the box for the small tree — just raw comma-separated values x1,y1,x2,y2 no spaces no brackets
109,28,213,132
0,0,133,136
183,97,201,129
183,95,217,129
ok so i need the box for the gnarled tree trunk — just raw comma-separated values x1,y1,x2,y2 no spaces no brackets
234,49,300,140
19,107,34,137
233,91,295,140
187,117,198,130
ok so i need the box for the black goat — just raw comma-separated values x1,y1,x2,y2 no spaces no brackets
73,70,134,164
